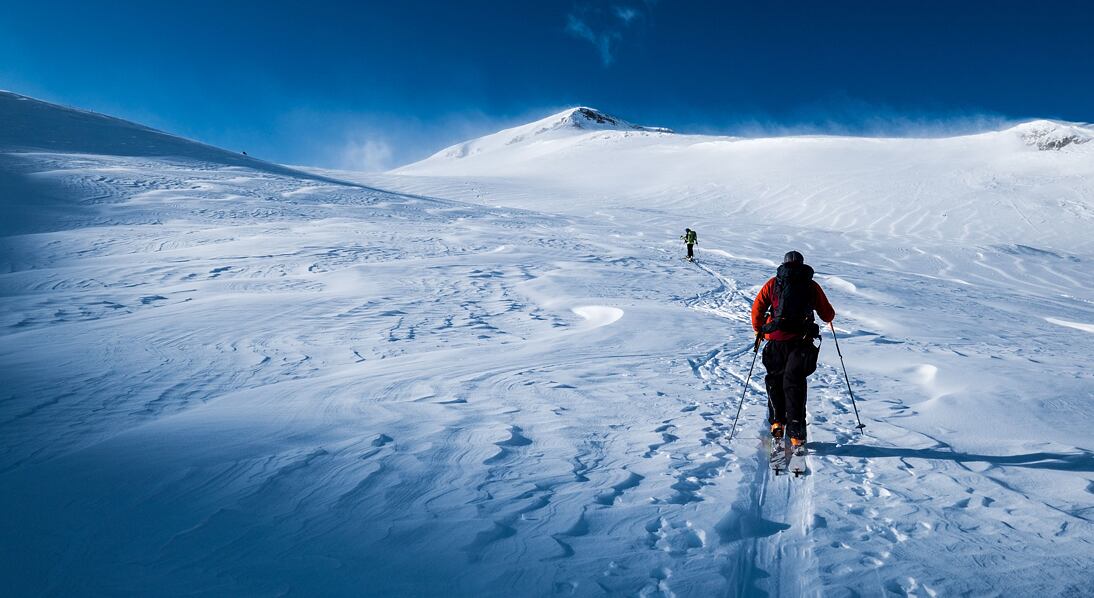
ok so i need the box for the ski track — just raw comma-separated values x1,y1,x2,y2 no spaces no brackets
3,106,1094,595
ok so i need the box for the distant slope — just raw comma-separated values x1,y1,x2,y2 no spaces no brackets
391,109,1094,251
0,91,356,235
0,90,351,181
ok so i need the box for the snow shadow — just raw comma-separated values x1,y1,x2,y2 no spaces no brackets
810,442,1094,472
715,510,791,543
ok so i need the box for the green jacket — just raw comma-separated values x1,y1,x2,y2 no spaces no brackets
682,230,697,244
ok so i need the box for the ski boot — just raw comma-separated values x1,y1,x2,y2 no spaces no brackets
787,420,807,457
768,422,787,472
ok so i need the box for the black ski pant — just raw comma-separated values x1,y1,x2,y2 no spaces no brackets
763,339,812,440
686,244,694,258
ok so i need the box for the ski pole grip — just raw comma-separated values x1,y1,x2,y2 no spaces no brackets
829,321,842,357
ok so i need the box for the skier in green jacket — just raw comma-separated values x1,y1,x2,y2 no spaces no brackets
681,228,698,261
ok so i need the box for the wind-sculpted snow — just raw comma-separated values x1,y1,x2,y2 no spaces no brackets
2,98,1093,596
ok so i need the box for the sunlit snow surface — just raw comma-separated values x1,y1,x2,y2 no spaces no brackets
2,95,1093,596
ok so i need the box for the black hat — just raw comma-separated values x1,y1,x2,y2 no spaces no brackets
783,250,804,265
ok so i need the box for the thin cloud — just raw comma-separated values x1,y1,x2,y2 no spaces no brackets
565,2,654,67
566,14,621,65
615,6,639,23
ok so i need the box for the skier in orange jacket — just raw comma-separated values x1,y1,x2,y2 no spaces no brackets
751,251,835,447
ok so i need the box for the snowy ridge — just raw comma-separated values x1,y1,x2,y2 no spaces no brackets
0,91,311,173
0,91,375,236
2,96,1093,596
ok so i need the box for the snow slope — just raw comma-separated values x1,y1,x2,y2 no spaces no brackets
0,91,350,238
2,96,1093,596
394,110,1094,253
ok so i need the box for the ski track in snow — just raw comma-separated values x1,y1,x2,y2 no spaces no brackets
3,96,1094,596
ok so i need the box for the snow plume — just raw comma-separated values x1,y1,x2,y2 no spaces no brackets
697,95,1013,140
272,107,544,171
340,138,394,172
565,2,656,66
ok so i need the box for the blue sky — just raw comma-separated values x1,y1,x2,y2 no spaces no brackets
2,1,1092,170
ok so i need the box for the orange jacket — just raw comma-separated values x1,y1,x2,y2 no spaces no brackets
751,277,836,341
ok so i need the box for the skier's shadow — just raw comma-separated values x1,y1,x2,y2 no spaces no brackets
809,442,1094,472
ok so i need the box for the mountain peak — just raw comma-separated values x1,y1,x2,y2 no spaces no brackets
555,107,673,133
408,107,672,165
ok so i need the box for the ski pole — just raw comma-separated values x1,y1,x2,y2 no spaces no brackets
829,321,866,432
727,331,763,444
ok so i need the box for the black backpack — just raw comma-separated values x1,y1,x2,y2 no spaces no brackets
762,263,819,337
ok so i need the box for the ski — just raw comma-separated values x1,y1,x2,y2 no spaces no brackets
765,436,788,475
788,443,808,477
